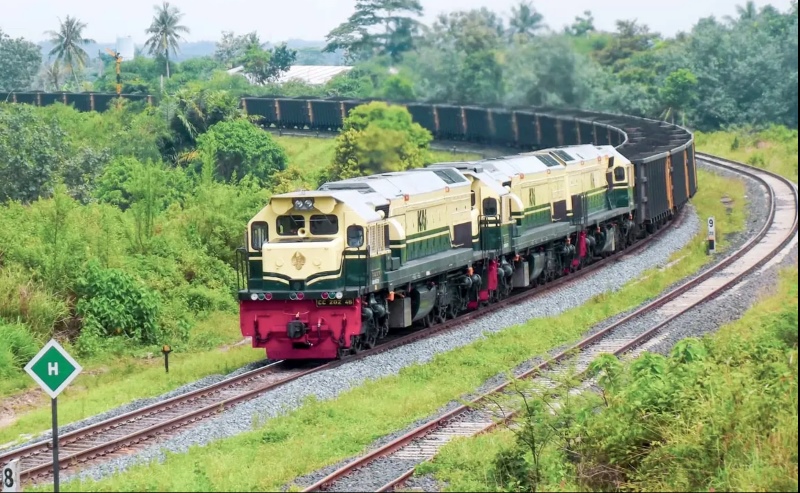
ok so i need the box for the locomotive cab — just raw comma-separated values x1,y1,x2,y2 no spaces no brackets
240,190,389,359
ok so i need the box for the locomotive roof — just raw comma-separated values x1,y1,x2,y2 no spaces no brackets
320,168,470,200
537,144,608,166
270,189,386,222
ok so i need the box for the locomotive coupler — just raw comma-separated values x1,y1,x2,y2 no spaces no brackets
287,320,308,339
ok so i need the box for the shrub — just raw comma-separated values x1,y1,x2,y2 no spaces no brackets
195,119,288,185
75,260,161,354
0,321,39,378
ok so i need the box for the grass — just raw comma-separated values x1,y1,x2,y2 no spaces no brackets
38,167,747,492
0,313,262,447
420,267,798,492
695,126,799,183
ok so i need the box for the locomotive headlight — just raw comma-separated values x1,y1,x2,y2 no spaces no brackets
250,293,258,301
335,291,343,299
293,198,315,210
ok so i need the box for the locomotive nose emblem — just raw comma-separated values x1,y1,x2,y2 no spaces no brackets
291,251,306,270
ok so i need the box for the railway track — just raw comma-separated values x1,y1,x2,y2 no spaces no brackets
299,156,799,492
0,190,682,487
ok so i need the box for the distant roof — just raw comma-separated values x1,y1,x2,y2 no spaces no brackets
227,64,353,85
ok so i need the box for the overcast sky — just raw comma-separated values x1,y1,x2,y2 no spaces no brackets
1,0,794,44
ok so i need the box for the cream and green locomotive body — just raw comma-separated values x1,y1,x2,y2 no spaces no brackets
238,144,640,360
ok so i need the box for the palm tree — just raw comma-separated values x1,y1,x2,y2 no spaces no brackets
44,60,65,91
143,1,190,78
44,16,94,87
736,1,758,20
508,1,546,40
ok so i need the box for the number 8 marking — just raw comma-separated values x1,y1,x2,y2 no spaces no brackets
3,467,13,487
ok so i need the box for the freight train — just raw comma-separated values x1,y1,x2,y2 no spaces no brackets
233,97,698,360
0,92,698,361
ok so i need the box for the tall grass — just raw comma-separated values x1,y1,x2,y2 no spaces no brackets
695,126,798,183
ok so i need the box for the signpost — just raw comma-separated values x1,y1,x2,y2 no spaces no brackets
23,339,82,493
2,459,19,492
707,216,716,254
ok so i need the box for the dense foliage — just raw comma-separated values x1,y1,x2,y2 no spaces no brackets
0,101,271,376
322,101,432,183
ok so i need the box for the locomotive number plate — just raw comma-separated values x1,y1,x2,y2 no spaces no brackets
315,299,355,307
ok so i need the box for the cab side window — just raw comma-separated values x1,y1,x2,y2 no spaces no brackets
614,167,626,182
483,198,498,216
347,225,364,247
251,221,268,249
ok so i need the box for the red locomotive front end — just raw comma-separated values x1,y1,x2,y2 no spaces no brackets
239,296,363,360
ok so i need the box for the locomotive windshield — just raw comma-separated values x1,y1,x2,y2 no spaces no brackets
310,215,339,234
277,215,304,236
276,214,340,236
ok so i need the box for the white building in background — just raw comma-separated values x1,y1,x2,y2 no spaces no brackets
115,36,135,60
227,65,353,86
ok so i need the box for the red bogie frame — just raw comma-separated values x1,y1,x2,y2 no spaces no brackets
240,298,362,360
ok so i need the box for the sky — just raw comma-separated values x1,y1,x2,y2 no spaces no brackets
0,0,794,44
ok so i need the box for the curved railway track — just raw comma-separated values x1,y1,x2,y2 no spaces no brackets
298,155,798,493
0,194,685,487
2,155,793,490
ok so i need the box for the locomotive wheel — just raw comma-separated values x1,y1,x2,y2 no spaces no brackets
351,336,364,354
365,331,377,349
447,303,459,319
435,305,447,324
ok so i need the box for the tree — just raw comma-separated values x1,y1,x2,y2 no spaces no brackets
42,60,65,91
505,35,601,108
411,9,506,104
658,68,698,125
323,0,424,63
44,16,94,86
593,20,660,73
323,101,432,183
567,10,595,36
242,43,297,85
508,1,547,41
379,74,416,100
0,104,68,203
195,119,288,184
144,1,190,78
0,29,42,91
213,31,242,68
164,87,243,151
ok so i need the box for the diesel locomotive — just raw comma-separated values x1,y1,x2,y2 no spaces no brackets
237,143,660,360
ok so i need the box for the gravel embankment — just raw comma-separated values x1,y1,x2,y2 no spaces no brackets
60,205,700,486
